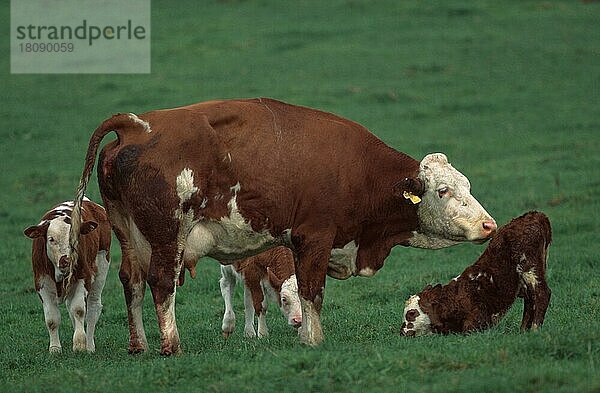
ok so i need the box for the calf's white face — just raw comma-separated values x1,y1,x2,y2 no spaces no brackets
279,274,302,328
411,153,496,249
24,216,98,282
400,295,432,337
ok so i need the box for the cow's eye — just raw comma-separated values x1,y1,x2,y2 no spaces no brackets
48,237,54,242
281,297,288,304
438,187,449,198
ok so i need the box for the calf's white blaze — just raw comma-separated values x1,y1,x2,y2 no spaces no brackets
46,217,72,281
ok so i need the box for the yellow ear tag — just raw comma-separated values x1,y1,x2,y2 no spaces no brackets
403,191,421,204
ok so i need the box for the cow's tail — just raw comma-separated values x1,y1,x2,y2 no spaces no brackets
67,113,150,291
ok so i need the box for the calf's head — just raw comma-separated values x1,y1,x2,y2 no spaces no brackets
400,295,433,337
24,216,98,282
398,153,496,249
268,269,302,328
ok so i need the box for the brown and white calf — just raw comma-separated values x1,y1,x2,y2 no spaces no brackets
219,246,302,338
24,198,111,352
401,211,552,336
69,98,496,354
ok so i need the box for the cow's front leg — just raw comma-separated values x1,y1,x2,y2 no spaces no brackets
148,246,181,356
65,279,88,352
118,247,148,354
294,231,334,346
38,275,62,353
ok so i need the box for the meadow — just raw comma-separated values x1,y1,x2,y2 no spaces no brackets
1,1,599,392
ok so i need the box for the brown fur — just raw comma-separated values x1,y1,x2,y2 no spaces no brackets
231,246,295,313
404,211,552,335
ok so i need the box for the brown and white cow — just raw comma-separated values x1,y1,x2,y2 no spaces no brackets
69,98,496,354
400,211,552,336
24,198,111,353
219,246,302,338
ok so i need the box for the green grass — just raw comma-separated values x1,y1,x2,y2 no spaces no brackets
1,0,599,392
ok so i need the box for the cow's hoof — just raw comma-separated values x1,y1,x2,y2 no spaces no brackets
49,345,62,354
128,345,147,355
160,346,182,356
222,331,232,339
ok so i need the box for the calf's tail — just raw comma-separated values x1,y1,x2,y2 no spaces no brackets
67,113,149,290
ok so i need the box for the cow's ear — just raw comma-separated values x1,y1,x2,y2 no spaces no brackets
393,177,425,199
267,268,283,291
24,221,49,239
80,221,98,235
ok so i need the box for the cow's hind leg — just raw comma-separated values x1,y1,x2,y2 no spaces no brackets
148,245,181,356
85,250,110,352
117,238,149,353
66,279,88,352
520,288,535,331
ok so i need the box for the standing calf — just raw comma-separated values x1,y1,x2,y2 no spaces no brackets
24,198,111,352
401,211,552,336
219,246,302,338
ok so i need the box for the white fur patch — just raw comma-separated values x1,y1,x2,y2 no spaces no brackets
521,269,538,288
176,168,198,203
128,113,151,132
46,217,72,281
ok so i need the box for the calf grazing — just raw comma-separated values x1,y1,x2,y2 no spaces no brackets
70,98,496,354
219,246,302,338
401,211,552,337
24,198,111,352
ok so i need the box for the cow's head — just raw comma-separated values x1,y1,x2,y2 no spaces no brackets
268,269,302,328
398,153,496,249
24,217,98,282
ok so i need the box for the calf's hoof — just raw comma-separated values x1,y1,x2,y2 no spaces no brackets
49,345,62,354
222,331,232,339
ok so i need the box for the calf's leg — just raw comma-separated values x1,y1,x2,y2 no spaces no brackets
219,265,237,338
243,285,257,337
38,275,62,353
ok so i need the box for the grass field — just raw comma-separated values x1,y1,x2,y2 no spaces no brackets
2,0,599,392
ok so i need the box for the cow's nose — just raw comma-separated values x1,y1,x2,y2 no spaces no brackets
292,317,302,328
482,220,497,237
59,255,70,269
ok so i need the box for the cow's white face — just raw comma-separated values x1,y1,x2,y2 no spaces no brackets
46,217,72,282
400,295,432,337
279,274,302,328
411,153,496,248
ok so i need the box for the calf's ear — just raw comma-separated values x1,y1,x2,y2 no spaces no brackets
393,177,425,199
24,221,50,239
267,268,283,292
80,221,98,235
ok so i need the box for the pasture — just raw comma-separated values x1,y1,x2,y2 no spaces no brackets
1,0,599,392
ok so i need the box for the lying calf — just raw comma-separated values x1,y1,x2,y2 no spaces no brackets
24,198,111,352
219,246,302,338
401,211,552,336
